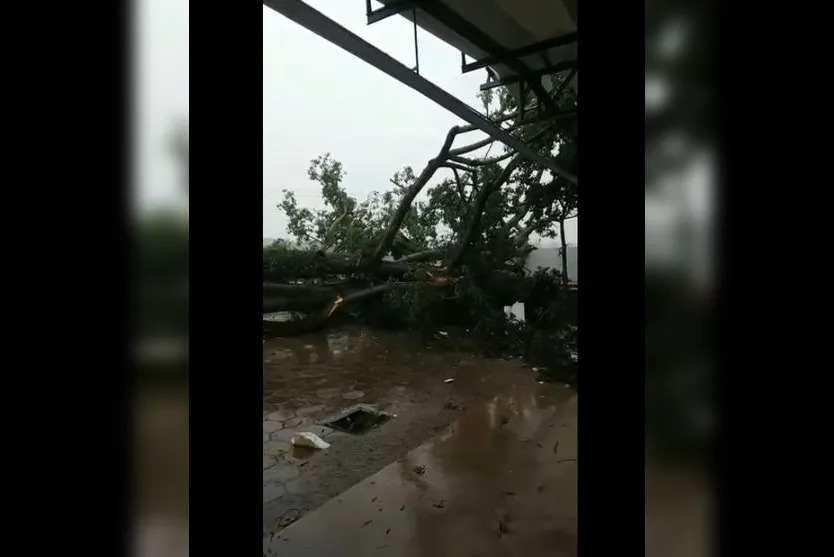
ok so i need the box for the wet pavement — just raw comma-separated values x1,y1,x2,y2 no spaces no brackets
262,326,544,534
263,381,577,557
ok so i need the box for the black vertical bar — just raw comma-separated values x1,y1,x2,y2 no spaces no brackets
412,7,420,74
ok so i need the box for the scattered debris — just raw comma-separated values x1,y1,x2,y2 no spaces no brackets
538,485,545,493
500,416,510,425
503,491,516,496
277,508,302,529
532,367,539,373
362,519,373,527
432,499,445,509
536,443,543,449
386,528,391,535
553,441,560,453
497,516,511,537
291,432,331,450
443,400,460,410
434,330,449,338
371,496,377,502
399,505,405,511
557,458,577,464
443,378,455,384
299,461,309,468
412,465,427,476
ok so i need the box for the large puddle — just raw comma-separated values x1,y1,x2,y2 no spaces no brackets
262,326,540,533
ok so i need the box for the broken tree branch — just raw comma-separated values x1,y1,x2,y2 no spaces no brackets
370,126,461,267
450,150,515,167
448,135,494,157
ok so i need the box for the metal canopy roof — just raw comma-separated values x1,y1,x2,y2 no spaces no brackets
373,0,577,105
264,1,577,183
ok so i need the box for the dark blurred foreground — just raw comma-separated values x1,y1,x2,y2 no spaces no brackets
645,1,714,556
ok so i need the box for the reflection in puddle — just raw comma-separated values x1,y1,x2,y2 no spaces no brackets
262,325,520,417
269,381,578,557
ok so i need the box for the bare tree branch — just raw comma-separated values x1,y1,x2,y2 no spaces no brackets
449,166,467,201
447,154,526,269
440,162,475,174
450,150,515,167
369,126,461,267
503,169,547,231
448,136,494,157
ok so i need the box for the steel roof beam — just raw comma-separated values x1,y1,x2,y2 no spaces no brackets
263,0,577,184
461,31,578,74
480,59,577,91
415,1,558,114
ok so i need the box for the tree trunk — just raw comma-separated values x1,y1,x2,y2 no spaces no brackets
263,284,395,336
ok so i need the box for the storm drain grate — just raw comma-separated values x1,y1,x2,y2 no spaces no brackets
325,408,390,435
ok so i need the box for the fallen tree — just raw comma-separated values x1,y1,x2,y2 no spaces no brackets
264,78,578,360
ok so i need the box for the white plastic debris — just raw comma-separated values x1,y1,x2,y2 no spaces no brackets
532,367,539,373
291,432,331,450
435,330,449,338
443,378,455,384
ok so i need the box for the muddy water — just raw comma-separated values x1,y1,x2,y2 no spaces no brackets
262,326,540,533
266,381,578,557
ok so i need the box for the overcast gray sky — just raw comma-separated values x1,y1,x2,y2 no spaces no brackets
263,2,576,246
136,0,576,244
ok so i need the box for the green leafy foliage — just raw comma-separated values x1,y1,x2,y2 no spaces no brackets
269,84,579,374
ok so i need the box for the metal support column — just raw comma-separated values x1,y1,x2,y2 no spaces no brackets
263,0,576,184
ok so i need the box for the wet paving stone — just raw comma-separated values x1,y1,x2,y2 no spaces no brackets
269,429,298,443
301,425,336,438
281,417,306,429
263,441,293,457
263,420,283,434
283,477,304,494
263,465,300,483
296,405,326,417
263,455,277,470
263,482,286,503
266,410,296,422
